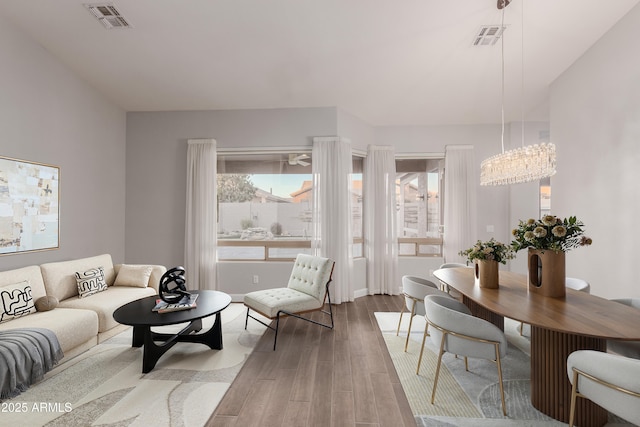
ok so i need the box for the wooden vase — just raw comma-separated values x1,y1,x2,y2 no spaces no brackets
528,248,566,297
475,260,499,289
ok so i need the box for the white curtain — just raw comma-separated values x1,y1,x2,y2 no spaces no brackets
364,145,399,295
443,145,477,264
312,136,354,304
185,139,217,290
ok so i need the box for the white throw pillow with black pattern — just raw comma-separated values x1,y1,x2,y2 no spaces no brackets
0,280,36,323
76,266,107,298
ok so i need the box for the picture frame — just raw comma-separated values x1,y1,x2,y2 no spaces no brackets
0,155,60,255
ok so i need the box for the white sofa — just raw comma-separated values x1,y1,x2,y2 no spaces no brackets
0,254,166,362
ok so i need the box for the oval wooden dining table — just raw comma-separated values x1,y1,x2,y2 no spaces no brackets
433,267,640,427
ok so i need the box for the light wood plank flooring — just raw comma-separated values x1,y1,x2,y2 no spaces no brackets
207,295,416,427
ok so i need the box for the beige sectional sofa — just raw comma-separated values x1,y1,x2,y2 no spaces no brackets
0,254,166,362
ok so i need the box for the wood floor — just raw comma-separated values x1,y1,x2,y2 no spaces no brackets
207,295,417,427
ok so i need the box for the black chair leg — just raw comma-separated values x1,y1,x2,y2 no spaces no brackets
274,314,281,350
245,307,249,330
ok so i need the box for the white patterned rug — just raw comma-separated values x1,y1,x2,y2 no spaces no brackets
375,312,631,427
2,303,266,427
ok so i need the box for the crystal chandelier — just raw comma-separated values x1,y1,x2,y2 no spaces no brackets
480,0,556,186
480,143,556,185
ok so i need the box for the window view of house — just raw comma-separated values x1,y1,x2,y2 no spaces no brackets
217,153,443,260
540,176,551,218
216,153,363,260
396,158,444,256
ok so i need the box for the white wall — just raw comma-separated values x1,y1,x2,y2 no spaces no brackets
336,108,376,152
221,257,368,302
0,13,127,271
125,107,338,268
550,3,640,298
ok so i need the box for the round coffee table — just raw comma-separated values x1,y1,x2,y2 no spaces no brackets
113,290,231,373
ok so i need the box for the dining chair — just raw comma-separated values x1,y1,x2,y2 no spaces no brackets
421,294,508,415
397,276,450,352
607,298,640,359
437,262,470,295
567,350,640,426
520,277,590,336
243,254,335,350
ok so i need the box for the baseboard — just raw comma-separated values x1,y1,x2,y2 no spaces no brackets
354,288,368,299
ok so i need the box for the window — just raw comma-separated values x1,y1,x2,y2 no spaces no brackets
395,158,444,256
217,151,363,261
540,176,551,218
352,156,363,257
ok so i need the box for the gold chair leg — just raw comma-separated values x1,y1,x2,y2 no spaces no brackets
431,332,447,404
416,325,429,375
569,370,579,427
396,305,406,336
464,357,468,371
495,344,507,416
404,305,416,352
519,321,524,336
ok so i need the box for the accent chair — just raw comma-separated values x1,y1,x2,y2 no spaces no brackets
243,254,335,350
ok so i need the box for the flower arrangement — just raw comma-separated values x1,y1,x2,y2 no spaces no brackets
459,238,515,264
511,215,592,253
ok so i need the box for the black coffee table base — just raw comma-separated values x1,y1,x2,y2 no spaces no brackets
132,313,223,373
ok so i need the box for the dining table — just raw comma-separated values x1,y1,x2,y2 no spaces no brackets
433,267,640,427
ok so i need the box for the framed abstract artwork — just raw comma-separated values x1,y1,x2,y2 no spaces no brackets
0,156,60,255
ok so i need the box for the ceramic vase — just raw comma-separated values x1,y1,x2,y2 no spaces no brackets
475,259,499,289
527,248,566,297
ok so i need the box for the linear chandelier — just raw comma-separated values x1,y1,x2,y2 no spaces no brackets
480,0,556,186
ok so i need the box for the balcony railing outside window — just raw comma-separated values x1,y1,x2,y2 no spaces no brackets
216,152,444,261
217,237,441,261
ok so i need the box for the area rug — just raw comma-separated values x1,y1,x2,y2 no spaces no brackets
1,303,266,427
375,312,630,427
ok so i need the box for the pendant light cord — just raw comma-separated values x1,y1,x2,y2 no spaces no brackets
500,7,505,154
521,0,525,147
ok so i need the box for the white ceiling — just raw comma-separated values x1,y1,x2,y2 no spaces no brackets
1,0,638,126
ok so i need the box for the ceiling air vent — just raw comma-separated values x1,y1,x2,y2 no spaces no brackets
84,3,132,29
472,25,506,46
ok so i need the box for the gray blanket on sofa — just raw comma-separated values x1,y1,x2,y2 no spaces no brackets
0,328,63,399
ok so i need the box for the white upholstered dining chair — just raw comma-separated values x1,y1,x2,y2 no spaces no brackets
397,276,450,352
421,294,508,415
567,350,640,426
607,298,640,359
436,262,470,295
243,254,335,350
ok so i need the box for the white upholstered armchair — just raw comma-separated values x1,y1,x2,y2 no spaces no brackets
243,254,335,350
567,350,640,426
422,294,508,416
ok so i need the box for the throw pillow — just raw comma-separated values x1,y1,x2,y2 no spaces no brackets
35,295,59,312
75,266,107,298
0,281,37,323
114,264,153,288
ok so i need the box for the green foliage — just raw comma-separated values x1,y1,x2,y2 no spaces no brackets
217,174,257,203
270,222,283,236
511,215,592,252
459,238,515,264
240,219,254,230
